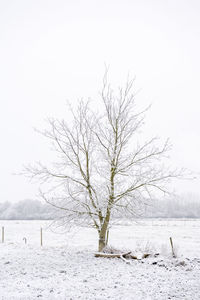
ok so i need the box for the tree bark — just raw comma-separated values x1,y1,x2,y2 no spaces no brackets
98,238,106,252
98,227,108,251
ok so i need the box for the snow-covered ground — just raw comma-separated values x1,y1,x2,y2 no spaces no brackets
0,219,200,299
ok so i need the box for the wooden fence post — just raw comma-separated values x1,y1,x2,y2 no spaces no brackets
170,237,175,258
2,226,4,243
40,228,43,247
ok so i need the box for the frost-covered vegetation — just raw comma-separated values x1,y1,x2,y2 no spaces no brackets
24,73,182,252
0,219,200,299
144,193,200,218
0,199,54,220
0,193,200,220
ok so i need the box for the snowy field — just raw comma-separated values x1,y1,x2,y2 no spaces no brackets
0,219,200,299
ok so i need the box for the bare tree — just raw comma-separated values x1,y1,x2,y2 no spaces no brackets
25,72,178,251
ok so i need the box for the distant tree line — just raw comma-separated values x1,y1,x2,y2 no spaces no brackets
0,199,55,220
0,193,200,220
144,193,200,218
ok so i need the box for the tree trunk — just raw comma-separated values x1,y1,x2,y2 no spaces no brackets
98,204,111,251
98,227,108,251
98,237,106,252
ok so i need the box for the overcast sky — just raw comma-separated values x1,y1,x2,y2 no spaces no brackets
0,0,200,203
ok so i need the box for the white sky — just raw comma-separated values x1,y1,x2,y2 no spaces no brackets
0,0,200,203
